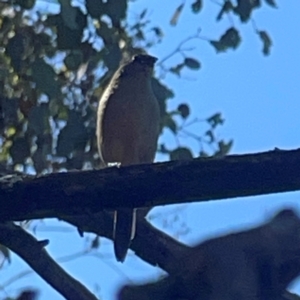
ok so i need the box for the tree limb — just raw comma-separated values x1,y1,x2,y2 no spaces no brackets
0,223,98,300
63,210,188,273
118,209,300,300
1,148,300,222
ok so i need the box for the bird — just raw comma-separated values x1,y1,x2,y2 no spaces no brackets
96,54,160,262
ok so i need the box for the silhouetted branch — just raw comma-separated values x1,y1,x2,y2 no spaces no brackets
64,210,188,273
118,209,300,300
1,148,300,222
0,223,97,300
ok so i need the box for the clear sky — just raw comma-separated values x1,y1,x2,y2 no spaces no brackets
1,1,300,299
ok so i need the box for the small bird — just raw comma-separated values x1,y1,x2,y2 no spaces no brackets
96,54,160,262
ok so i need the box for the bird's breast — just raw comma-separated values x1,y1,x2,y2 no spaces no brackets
97,81,160,165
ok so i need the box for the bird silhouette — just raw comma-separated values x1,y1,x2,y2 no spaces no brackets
96,54,160,262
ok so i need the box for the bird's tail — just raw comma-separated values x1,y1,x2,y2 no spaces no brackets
113,208,136,262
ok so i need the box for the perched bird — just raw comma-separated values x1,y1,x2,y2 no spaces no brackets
96,54,160,262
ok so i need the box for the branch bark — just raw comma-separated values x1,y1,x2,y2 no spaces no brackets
1,148,300,222
1,148,300,299
118,209,300,300
0,223,97,300
63,210,188,273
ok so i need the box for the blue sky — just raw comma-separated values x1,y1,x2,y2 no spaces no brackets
1,1,300,299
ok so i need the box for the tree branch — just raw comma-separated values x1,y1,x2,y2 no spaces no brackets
63,210,188,273
118,209,300,300
1,148,300,222
0,223,97,300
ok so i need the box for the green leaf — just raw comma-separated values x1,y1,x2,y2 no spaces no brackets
135,29,145,41
59,0,79,30
32,147,48,174
170,147,193,161
64,51,83,71
1,98,19,126
258,30,272,56
264,0,277,7
6,33,24,72
210,41,227,53
215,140,233,156
14,0,35,9
170,3,184,26
177,103,190,119
222,27,241,49
191,0,202,13
158,143,169,154
54,9,87,50
205,130,215,142
56,128,74,157
86,0,105,18
217,1,234,21
140,9,147,19
234,0,261,23
184,57,201,70
152,27,163,38
28,104,50,135
210,27,241,53
49,100,68,120
56,111,88,157
169,63,185,77
101,43,122,70
9,137,30,164
31,59,61,99
106,0,127,26
207,113,224,128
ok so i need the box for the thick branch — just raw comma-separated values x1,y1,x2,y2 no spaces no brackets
118,209,300,300
64,210,188,273
0,223,97,300
1,148,300,222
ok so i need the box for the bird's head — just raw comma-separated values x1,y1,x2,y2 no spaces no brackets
121,54,158,77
